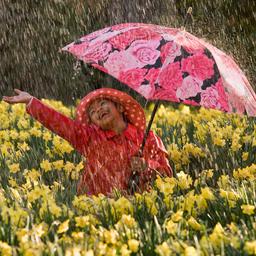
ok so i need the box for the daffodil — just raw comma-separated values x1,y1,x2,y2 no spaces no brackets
165,219,178,235
40,159,52,172
65,246,83,256
0,241,12,256
113,196,133,217
60,140,74,154
30,127,42,137
176,171,192,190
155,176,176,195
18,141,30,152
25,168,41,181
144,191,158,215
57,219,70,234
217,175,230,188
209,223,228,248
241,204,255,215
242,152,249,161
64,161,75,174
71,231,85,241
119,214,137,228
244,241,256,255
183,190,196,213
42,131,52,141
8,163,20,173
171,210,183,222
103,229,118,245
105,247,117,256
155,242,171,256
20,128,31,141
52,160,64,170
187,216,202,231
128,239,139,253
200,187,215,201
184,246,199,256
75,215,90,228
120,244,131,256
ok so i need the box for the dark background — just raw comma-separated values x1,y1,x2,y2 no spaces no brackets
1,0,255,105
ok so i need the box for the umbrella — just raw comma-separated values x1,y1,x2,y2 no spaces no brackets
62,23,256,151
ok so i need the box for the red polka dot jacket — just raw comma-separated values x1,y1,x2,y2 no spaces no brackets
26,98,172,196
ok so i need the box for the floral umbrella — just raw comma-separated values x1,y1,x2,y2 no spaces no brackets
62,23,256,148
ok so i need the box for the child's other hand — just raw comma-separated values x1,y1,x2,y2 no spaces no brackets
130,156,147,173
2,89,33,104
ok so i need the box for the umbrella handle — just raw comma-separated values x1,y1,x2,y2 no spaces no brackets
139,100,160,156
128,101,160,194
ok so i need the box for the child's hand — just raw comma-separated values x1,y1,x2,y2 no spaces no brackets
2,89,33,105
130,156,147,173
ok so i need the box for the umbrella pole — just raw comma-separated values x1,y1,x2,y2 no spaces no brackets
140,100,160,155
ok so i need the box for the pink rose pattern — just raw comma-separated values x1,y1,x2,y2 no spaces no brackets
109,28,161,50
119,69,147,89
181,54,215,81
160,41,181,64
158,62,183,91
176,76,202,100
128,40,160,67
65,23,256,114
82,42,112,63
145,68,160,86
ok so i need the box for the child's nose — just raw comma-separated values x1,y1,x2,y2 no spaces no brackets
96,104,103,113
96,105,102,112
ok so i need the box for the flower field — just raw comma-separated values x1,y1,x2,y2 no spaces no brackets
0,99,256,256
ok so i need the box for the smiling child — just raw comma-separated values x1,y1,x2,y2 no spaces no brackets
3,88,172,195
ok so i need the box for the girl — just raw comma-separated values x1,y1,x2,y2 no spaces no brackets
3,88,172,195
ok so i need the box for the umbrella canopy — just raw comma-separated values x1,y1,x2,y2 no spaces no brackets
62,23,256,117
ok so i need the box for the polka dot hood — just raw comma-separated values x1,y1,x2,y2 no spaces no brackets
76,88,146,131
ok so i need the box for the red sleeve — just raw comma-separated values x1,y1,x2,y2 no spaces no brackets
26,97,88,153
140,131,172,186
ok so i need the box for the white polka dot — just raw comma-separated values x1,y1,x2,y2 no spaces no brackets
86,99,90,102
114,91,118,94
137,117,141,120
135,122,139,126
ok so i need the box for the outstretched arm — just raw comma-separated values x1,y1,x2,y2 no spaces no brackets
3,89,87,153
3,89,32,105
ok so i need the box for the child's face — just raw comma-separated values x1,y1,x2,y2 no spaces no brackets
88,99,124,130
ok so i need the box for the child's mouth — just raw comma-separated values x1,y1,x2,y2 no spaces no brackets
99,112,109,120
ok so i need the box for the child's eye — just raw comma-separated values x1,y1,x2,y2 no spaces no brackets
89,110,95,116
100,101,106,106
